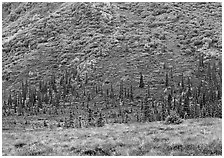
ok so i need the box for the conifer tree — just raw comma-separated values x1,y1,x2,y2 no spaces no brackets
161,102,166,121
170,67,173,80
124,113,129,123
87,108,93,125
183,94,190,118
130,85,134,101
96,112,104,127
127,88,130,99
85,73,88,84
199,53,204,67
87,93,91,102
21,79,28,104
51,75,57,93
153,103,159,121
78,116,82,128
106,89,109,97
95,85,98,94
110,84,114,98
13,94,18,114
140,99,144,111
37,91,42,109
18,92,23,115
119,81,123,99
8,93,13,109
69,112,74,128
143,104,150,122
124,87,127,98
167,94,172,115
181,73,184,91
217,60,222,83
139,72,144,88
165,73,169,87
207,62,212,81
147,84,150,98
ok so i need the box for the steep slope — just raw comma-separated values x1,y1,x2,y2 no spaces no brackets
2,2,222,98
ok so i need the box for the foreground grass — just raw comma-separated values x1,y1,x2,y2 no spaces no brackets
2,118,222,156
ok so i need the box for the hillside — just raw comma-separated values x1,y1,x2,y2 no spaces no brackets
2,2,222,156
2,2,222,96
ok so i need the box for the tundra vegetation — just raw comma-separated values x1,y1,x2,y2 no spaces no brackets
2,2,222,156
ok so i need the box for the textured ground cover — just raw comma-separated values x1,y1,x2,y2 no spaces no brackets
2,118,222,156
2,2,222,156
2,2,222,97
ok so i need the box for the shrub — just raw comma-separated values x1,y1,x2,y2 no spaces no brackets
96,113,104,127
14,141,27,148
43,120,48,127
164,111,183,125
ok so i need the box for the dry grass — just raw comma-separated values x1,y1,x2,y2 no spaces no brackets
2,117,222,156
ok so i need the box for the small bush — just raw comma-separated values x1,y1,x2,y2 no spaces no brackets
164,111,183,125
95,113,104,127
14,141,27,148
43,120,48,127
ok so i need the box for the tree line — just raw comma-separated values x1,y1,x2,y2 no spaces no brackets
2,53,222,128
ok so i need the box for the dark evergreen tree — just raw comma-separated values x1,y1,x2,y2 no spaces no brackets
147,84,150,98
119,81,123,99
167,94,172,115
106,89,109,97
110,84,114,98
85,73,88,84
183,94,190,118
8,93,13,110
181,73,184,91
207,62,212,81
87,108,93,125
143,104,150,122
199,53,204,67
69,112,74,128
139,72,144,88
165,73,169,87
130,85,134,101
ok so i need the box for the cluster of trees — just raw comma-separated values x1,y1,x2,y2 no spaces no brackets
2,53,222,128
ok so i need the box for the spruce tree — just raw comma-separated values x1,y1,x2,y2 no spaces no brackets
110,84,114,98
69,112,74,128
85,73,88,84
139,72,144,88
119,81,123,99
147,84,150,98
167,94,172,115
165,73,169,87
181,73,184,91
207,62,212,82
8,93,13,109
199,53,204,67
130,85,134,101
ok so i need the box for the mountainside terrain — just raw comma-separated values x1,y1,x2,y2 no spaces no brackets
2,2,222,97
2,2,222,156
